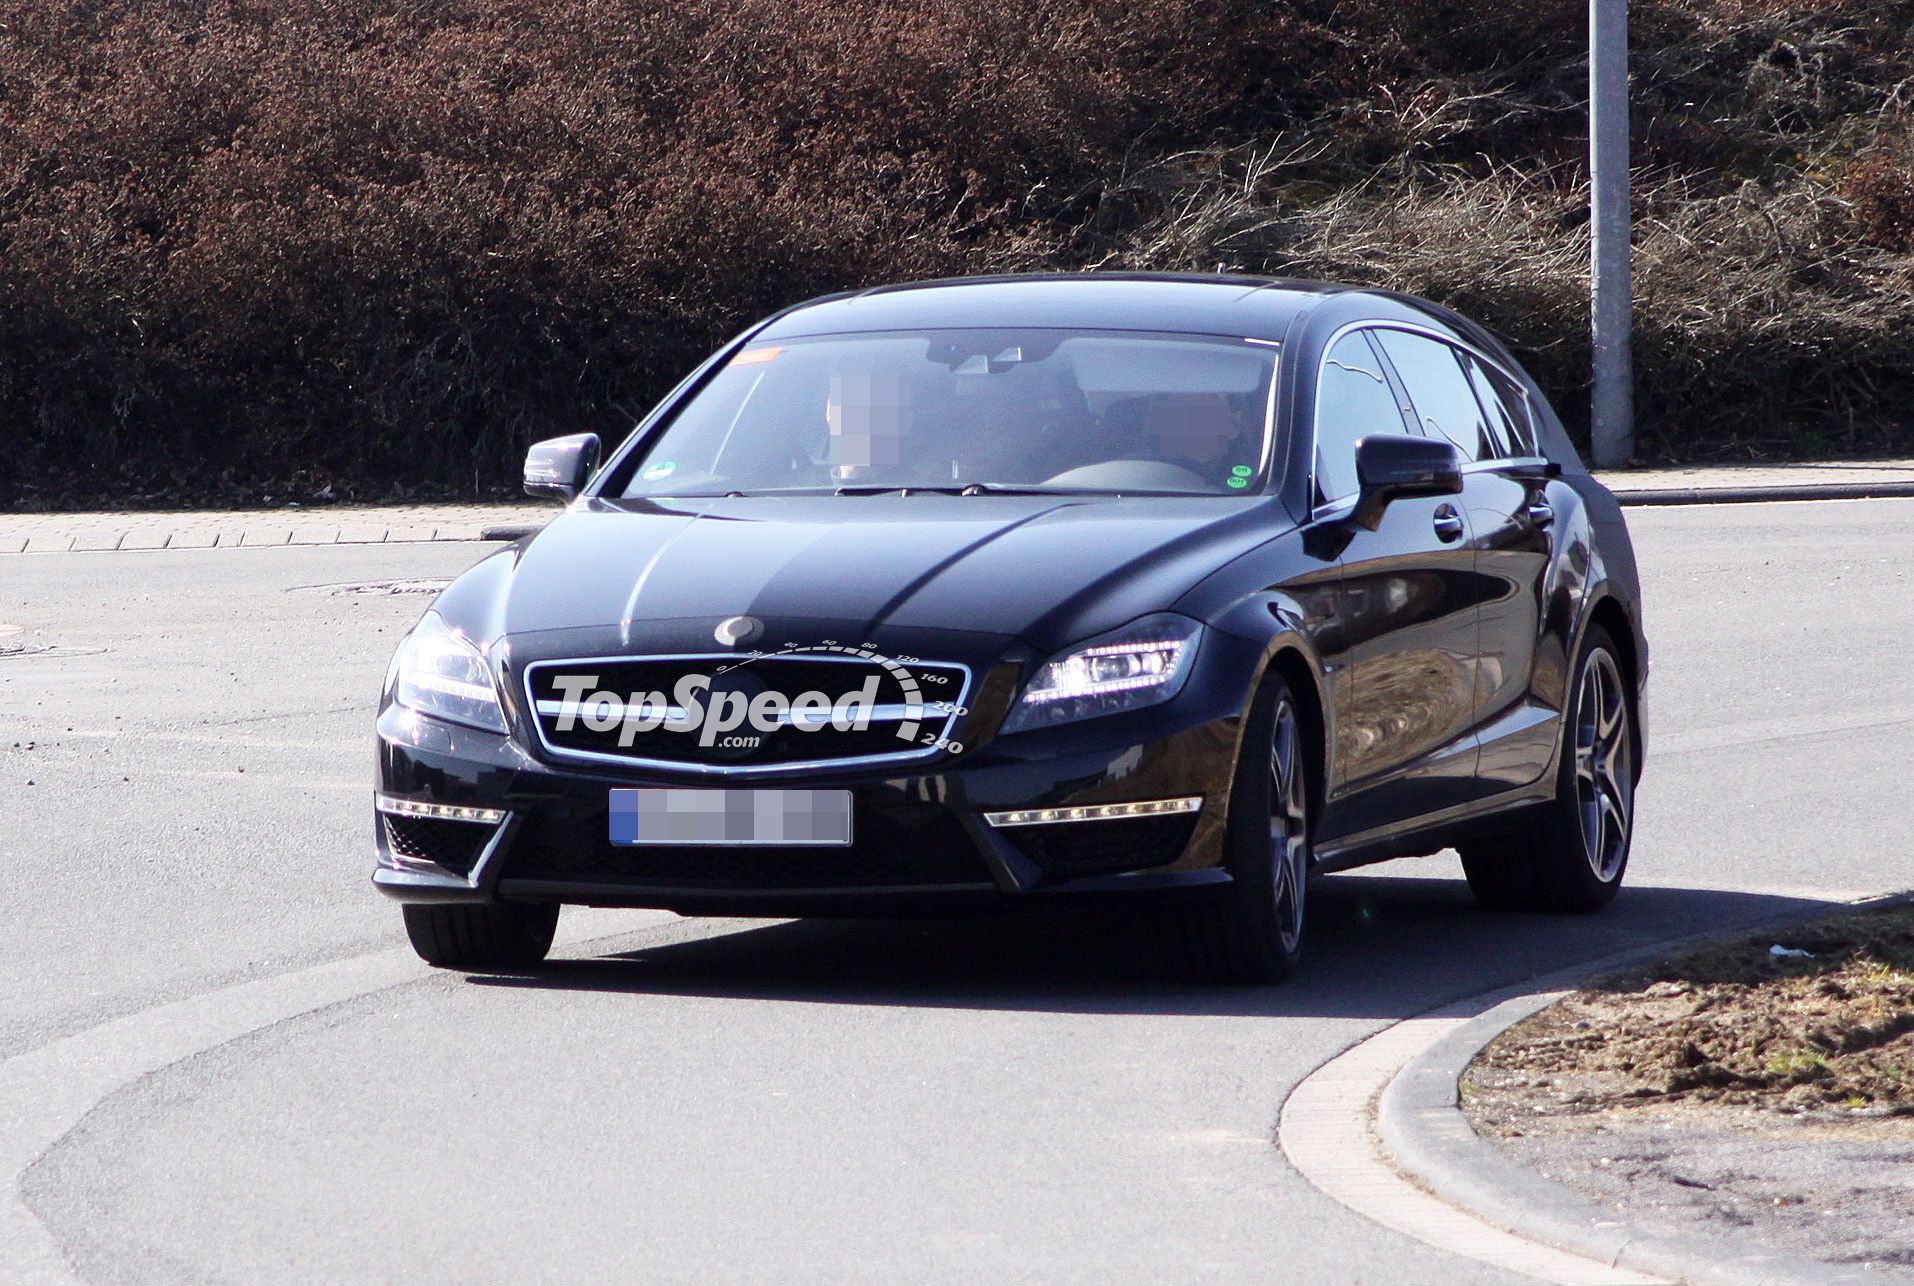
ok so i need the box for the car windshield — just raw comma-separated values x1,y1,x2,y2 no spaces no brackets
614,328,1279,498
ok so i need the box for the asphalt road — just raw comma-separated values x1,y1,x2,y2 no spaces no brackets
3,499,1910,1283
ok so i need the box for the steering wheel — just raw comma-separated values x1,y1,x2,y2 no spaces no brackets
1040,459,1217,491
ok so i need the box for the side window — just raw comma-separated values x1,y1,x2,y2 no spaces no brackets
1373,330,1497,463
1462,354,1538,458
1314,331,1406,503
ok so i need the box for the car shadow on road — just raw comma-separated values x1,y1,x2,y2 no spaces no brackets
466,865,1848,1019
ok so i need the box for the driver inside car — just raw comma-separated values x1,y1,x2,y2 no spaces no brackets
822,369,962,487
825,370,911,484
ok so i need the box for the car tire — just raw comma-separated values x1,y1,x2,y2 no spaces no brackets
402,901,560,970
1460,624,1636,913
1162,672,1313,984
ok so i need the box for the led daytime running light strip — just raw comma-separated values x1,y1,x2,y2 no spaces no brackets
401,671,500,703
983,796,1201,828
376,794,506,824
1078,639,1184,657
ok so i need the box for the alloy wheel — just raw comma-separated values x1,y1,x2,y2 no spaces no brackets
1572,649,1632,882
1268,696,1310,953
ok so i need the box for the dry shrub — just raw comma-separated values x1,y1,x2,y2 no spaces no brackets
1095,150,1914,458
1067,0,1914,461
0,0,1328,504
1844,155,1914,252
1,0,1913,502
1632,181,1914,452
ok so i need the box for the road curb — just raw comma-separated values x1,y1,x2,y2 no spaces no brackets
1372,891,1914,1286
1609,482,1914,506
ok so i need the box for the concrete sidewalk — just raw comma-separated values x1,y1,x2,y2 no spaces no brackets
0,503,535,555
1605,457,1914,505
3,460,1911,553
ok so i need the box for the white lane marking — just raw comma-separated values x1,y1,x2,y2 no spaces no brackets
0,909,691,1285
1280,1015,1668,1286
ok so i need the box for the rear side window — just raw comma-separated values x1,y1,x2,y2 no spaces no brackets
1314,331,1405,503
1373,330,1498,463
1461,354,1538,458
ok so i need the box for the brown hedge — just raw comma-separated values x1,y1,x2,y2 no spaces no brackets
1,0,1911,505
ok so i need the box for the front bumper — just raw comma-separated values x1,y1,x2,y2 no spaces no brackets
372,640,1256,916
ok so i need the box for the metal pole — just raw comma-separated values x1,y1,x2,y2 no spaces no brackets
1589,0,1634,467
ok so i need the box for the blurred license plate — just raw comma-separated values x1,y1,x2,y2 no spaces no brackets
608,788,853,847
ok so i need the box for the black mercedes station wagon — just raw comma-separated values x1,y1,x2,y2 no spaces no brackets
374,274,1647,982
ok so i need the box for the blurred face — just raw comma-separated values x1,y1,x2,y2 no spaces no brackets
1147,393,1241,463
827,372,912,480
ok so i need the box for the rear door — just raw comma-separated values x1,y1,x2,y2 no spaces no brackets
1309,328,1485,845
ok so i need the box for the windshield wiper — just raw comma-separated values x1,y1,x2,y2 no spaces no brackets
833,484,965,496
695,483,1091,498
833,483,1093,497
692,483,1185,499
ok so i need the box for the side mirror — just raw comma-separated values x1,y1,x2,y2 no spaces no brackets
523,433,601,502
1352,434,1463,531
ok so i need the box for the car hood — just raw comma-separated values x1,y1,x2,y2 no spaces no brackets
461,493,1289,656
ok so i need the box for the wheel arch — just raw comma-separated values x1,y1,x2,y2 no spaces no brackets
1579,593,1645,779
1262,643,1329,821
1194,576,1339,839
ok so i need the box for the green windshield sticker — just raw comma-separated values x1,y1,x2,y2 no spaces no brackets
1231,465,1253,477
1227,476,1250,488
641,460,677,481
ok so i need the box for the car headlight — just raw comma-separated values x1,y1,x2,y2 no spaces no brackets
999,613,1202,734
390,612,508,735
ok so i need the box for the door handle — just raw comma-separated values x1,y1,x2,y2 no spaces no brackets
1432,504,1464,543
1526,499,1555,529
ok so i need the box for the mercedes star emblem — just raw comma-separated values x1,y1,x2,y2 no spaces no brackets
713,615,764,647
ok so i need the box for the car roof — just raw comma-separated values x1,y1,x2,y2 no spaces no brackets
753,272,1353,342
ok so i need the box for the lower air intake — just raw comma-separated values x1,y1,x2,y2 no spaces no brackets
1002,813,1199,883
383,815,496,877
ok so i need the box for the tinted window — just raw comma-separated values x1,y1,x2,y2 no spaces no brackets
1314,332,1404,502
1374,330,1497,462
1462,354,1537,458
